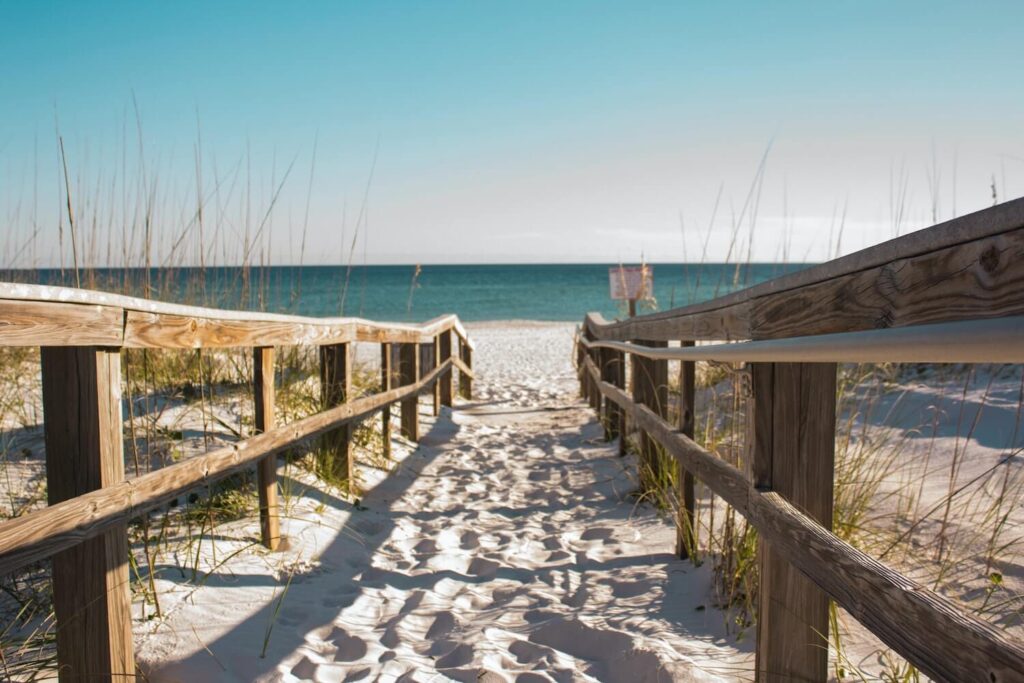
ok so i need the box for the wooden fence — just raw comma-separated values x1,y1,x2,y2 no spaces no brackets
0,284,474,681
576,196,1024,682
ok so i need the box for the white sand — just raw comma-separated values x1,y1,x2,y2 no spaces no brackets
134,323,751,682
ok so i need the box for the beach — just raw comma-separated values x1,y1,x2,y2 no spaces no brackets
130,322,753,682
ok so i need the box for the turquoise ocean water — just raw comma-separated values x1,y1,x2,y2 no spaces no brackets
21,263,810,322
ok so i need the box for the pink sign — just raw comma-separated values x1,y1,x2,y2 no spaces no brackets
608,265,653,301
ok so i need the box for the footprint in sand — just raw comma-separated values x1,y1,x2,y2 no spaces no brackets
509,640,551,664
425,611,457,638
353,518,384,537
277,606,308,626
468,557,501,577
579,527,613,542
290,656,318,679
460,530,480,549
414,538,438,554
542,537,562,550
516,674,553,683
435,642,474,668
328,627,368,662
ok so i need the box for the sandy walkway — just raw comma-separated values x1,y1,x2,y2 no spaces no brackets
136,323,748,682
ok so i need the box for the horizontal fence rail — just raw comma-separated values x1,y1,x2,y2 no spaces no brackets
578,198,1024,683
0,282,476,349
581,315,1024,364
581,356,1024,683
0,359,453,577
586,196,1024,343
0,283,475,682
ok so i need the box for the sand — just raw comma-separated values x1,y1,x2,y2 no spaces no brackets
133,323,751,682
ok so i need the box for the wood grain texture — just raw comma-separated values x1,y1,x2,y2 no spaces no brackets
752,363,837,683
0,359,453,577
41,347,134,682
320,343,352,484
0,282,474,351
588,345,601,411
585,198,1024,343
583,357,1024,683
676,342,696,560
0,300,123,347
451,355,474,380
598,347,622,442
430,339,441,416
750,226,1024,339
459,341,473,399
253,347,279,551
122,310,468,349
439,330,453,408
381,343,393,460
632,340,668,490
399,343,420,441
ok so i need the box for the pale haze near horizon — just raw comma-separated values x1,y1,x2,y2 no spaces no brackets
1,2,1022,268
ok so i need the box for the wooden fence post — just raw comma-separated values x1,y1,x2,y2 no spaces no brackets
751,362,836,683
381,343,393,459
253,346,279,550
677,341,697,560
577,336,587,399
426,339,439,416
631,341,668,490
599,347,620,442
41,346,135,682
588,345,602,412
439,330,453,408
459,338,473,400
319,343,352,484
399,342,420,441
613,348,627,456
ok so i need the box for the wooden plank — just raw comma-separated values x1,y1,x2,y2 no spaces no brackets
750,225,1024,339
582,356,1024,683
751,363,837,683
632,340,668,490
613,348,627,457
576,336,587,399
123,310,463,349
41,346,134,682
125,311,357,348
0,359,454,577
381,343,393,460
430,338,441,416
588,345,601,411
598,347,621,442
319,343,352,485
584,197,1024,343
399,343,420,441
439,330,453,408
676,341,696,560
459,340,473,400
0,300,123,347
451,355,474,379
253,346,279,550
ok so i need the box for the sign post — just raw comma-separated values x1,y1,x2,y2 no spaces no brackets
608,264,653,317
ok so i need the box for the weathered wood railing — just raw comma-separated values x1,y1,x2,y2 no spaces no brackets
0,284,474,681
577,197,1024,683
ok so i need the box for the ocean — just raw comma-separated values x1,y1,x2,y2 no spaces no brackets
18,263,811,322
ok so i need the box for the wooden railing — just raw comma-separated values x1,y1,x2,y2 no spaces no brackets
0,285,474,681
576,196,1024,683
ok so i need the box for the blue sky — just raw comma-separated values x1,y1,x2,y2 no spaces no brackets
2,2,1022,266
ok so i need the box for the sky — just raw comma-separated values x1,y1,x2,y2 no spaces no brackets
1,1,1022,267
